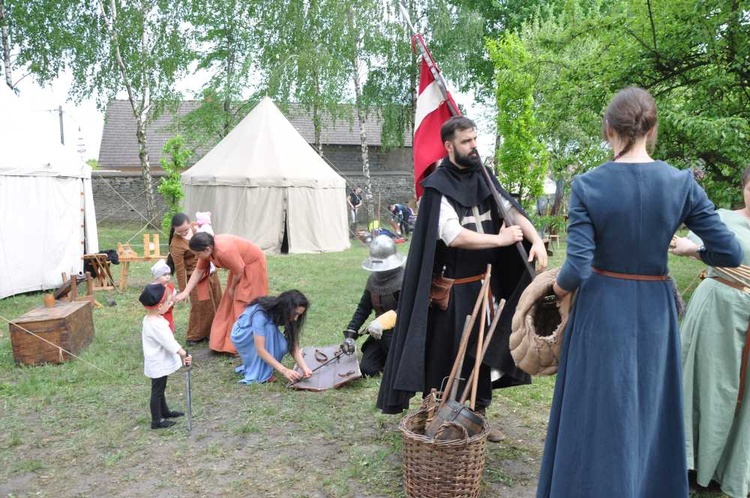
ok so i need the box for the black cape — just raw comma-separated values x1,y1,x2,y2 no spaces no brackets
376,159,533,414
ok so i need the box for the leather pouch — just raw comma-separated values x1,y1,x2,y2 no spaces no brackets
429,275,454,311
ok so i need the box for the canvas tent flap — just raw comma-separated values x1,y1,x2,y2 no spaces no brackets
182,97,350,254
0,87,99,299
0,175,85,298
183,185,287,253
287,186,349,254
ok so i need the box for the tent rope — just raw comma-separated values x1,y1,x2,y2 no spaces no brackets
0,311,113,377
93,170,167,238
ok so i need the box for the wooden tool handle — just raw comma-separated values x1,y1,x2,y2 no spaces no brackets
440,265,492,409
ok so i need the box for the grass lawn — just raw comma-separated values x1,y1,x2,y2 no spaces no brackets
0,224,726,497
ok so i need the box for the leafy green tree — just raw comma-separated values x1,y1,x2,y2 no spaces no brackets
0,0,82,90
255,0,350,155
179,0,260,148
78,0,193,222
3,0,193,221
488,33,547,208
485,0,750,207
157,135,192,234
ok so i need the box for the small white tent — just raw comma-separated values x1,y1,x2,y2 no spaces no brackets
181,97,350,254
0,87,99,300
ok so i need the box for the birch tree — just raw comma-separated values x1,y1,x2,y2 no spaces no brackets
72,0,193,222
0,0,80,90
181,0,260,147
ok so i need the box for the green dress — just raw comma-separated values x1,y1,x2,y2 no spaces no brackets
682,209,750,498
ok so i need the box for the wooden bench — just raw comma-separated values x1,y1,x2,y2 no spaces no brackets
117,233,165,291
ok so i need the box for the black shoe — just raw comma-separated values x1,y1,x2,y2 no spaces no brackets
151,419,177,429
186,340,199,346
165,410,184,418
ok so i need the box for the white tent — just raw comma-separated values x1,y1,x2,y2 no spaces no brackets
181,97,350,254
0,86,99,300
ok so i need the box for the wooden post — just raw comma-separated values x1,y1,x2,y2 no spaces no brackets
153,233,160,257
69,275,78,300
120,262,130,291
143,234,151,258
85,271,94,296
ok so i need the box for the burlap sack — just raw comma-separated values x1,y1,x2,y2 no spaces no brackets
510,268,573,376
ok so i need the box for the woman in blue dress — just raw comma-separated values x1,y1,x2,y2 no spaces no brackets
537,87,743,497
230,290,313,384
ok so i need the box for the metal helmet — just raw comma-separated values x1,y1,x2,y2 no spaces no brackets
362,235,406,272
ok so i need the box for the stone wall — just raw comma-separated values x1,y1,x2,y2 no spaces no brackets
91,169,415,225
92,170,169,225
323,145,412,173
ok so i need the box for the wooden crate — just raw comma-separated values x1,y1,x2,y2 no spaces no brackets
9,301,94,366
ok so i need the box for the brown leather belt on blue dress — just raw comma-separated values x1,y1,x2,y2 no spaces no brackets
591,267,669,281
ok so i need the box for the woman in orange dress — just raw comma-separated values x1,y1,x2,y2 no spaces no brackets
168,213,222,345
175,232,268,354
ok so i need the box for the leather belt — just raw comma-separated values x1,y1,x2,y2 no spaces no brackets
453,274,485,285
710,276,750,410
592,267,668,281
711,276,750,293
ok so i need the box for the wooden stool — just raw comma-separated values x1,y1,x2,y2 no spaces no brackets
548,233,561,249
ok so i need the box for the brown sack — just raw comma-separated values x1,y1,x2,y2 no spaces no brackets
509,268,573,376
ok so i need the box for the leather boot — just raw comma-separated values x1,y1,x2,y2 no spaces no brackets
475,407,506,443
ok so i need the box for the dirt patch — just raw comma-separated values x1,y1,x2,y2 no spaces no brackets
0,346,545,497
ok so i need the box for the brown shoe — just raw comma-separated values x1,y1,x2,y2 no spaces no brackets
487,426,506,442
474,407,506,442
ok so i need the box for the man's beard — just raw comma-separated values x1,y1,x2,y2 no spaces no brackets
454,148,483,170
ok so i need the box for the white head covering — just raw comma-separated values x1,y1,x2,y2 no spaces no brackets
150,259,171,278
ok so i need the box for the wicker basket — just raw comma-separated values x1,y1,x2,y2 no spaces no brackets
399,406,490,498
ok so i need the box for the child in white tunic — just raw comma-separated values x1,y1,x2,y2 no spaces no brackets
139,283,192,429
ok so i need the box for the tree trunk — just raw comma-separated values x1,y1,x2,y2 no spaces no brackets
135,117,156,222
0,0,12,90
222,29,235,137
312,68,323,156
352,59,372,222
99,0,157,222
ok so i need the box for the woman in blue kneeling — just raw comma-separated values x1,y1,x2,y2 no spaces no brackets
231,290,313,384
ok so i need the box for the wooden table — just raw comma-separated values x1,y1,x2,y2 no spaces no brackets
117,233,164,291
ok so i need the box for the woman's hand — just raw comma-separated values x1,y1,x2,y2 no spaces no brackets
174,291,188,304
282,367,302,382
300,365,313,379
183,354,192,367
553,281,570,300
529,239,548,270
671,236,700,258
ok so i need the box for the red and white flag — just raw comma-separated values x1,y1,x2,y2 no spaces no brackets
412,34,460,197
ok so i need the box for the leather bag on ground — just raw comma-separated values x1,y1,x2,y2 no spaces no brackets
291,344,362,391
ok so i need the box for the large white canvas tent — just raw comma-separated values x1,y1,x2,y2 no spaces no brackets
181,97,350,254
0,86,99,299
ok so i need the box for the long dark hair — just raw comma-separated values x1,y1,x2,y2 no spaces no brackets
602,87,657,159
167,213,190,273
251,290,309,353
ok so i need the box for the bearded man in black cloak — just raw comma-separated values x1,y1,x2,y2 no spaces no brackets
376,116,548,441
